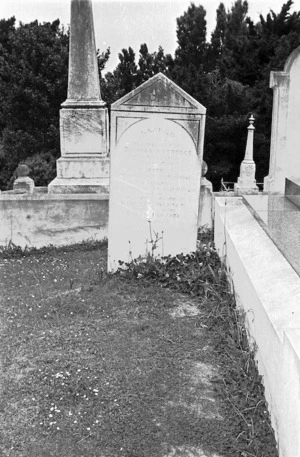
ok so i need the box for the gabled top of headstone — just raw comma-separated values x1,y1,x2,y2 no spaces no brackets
111,72,206,114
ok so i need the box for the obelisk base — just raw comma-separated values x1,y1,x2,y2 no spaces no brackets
48,157,110,194
234,160,259,195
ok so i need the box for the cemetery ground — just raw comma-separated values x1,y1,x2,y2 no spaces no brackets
0,234,278,457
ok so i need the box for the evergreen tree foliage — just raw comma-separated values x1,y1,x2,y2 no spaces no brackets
0,2,300,190
0,17,69,189
175,3,207,68
100,44,173,106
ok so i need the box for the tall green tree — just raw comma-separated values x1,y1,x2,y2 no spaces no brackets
175,3,207,69
100,44,173,106
207,3,227,70
137,43,173,84
0,18,69,189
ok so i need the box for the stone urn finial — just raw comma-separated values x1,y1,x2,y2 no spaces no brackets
16,164,30,178
13,163,35,193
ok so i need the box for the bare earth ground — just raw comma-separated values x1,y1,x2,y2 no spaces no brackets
0,243,278,457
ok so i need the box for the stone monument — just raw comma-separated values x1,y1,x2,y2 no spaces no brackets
264,45,300,193
107,73,206,272
234,115,258,195
48,0,109,194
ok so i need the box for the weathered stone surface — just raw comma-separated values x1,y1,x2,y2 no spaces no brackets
234,115,258,195
56,157,110,179
264,45,300,192
63,0,104,106
108,73,206,271
13,177,35,194
48,0,109,193
0,193,108,248
60,108,108,156
16,164,30,178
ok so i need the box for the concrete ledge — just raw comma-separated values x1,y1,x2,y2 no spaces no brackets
0,192,109,249
0,192,109,201
214,196,300,457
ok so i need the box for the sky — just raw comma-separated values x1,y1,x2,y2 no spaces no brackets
1,0,297,73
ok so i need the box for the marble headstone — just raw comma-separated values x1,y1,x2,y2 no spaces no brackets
264,45,300,192
108,73,206,271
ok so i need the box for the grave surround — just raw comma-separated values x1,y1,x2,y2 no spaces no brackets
108,73,206,271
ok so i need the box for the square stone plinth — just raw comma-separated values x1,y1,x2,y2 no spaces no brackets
55,157,110,179
48,157,110,194
60,107,108,156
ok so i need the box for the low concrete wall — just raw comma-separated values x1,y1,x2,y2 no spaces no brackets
214,195,300,457
0,193,109,249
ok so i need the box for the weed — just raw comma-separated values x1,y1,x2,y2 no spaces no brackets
0,232,278,457
115,228,278,457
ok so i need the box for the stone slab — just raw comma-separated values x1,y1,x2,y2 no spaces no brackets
214,196,300,457
48,177,109,194
285,177,300,210
243,193,300,276
108,74,206,272
108,116,201,271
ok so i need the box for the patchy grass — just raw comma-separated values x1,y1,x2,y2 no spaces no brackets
0,236,278,457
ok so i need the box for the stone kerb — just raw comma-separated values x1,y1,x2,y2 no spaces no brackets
264,45,300,193
214,195,300,457
108,73,206,271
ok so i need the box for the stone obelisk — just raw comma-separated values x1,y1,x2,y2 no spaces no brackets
48,0,109,193
234,115,259,195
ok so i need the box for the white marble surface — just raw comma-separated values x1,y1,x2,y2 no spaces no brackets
244,194,300,276
108,117,201,270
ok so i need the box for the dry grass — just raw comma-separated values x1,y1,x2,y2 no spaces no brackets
0,240,278,457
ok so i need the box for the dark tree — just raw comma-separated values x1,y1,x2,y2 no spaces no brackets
175,3,207,68
0,18,69,189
